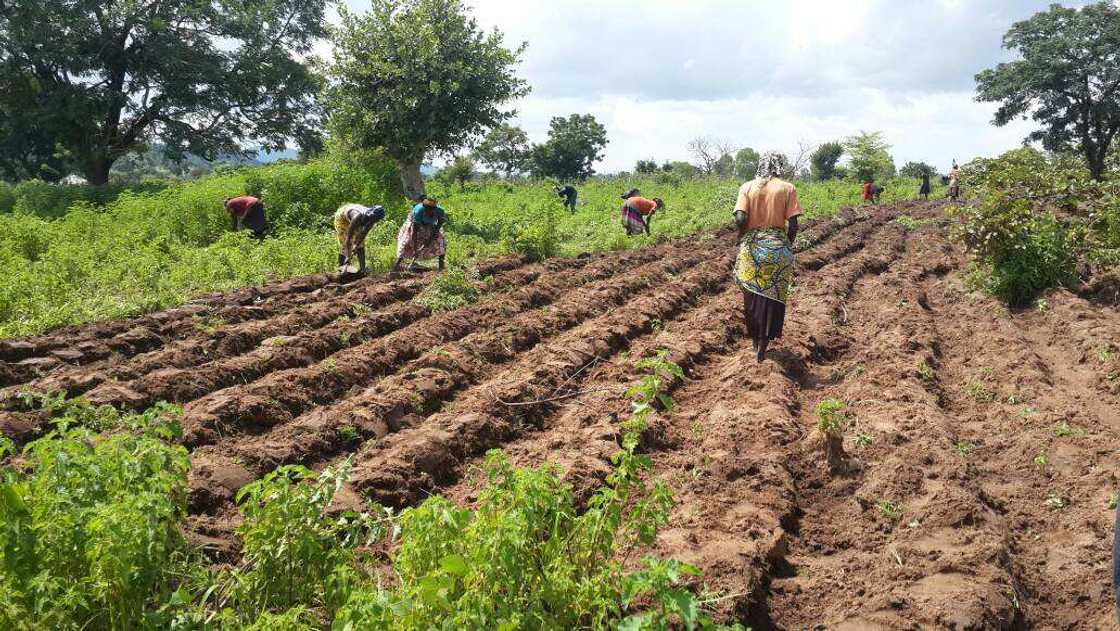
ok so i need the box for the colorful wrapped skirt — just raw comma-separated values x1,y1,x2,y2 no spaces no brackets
396,215,446,260
735,228,794,340
621,205,647,235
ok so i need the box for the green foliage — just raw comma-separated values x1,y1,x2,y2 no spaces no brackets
440,156,478,191
876,500,902,520
899,161,937,178
635,159,660,174
0,403,189,630
413,269,481,312
326,0,529,197
0,0,327,184
896,216,936,231
733,148,760,180
815,398,850,437
975,2,1120,179
474,125,530,177
843,131,896,182
529,114,610,181
0,153,401,337
810,142,844,181
950,148,1086,306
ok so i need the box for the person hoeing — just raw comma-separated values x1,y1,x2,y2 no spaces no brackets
394,196,448,271
334,203,386,274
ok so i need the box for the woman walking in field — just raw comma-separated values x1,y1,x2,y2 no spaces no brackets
334,203,386,274
734,152,801,362
621,195,663,236
394,196,448,271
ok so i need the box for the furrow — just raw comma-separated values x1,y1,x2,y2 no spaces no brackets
345,255,734,508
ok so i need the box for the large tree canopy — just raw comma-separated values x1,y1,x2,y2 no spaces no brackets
326,0,529,199
976,2,1120,180
473,124,529,178
810,142,843,181
528,114,608,181
843,131,895,182
0,0,327,185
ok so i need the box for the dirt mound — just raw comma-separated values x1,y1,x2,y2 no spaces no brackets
3,201,1116,628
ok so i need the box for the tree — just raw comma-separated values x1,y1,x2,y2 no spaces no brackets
976,2,1120,180
0,0,327,185
635,159,659,174
687,137,734,175
899,161,937,178
843,131,896,182
325,0,529,199
733,147,760,180
443,155,476,190
713,153,735,177
528,114,608,181
474,124,529,178
791,141,817,179
810,142,844,181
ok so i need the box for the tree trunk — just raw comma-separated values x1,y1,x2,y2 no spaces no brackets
396,159,426,201
1087,147,1107,181
84,155,114,186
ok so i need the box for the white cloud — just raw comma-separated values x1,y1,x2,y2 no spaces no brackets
337,0,1082,174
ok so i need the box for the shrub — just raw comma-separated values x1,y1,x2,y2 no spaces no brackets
413,268,480,312
0,403,189,630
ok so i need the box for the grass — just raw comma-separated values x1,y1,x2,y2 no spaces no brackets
1052,421,1084,438
0,165,931,338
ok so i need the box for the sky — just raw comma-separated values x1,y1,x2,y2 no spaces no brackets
334,0,1097,174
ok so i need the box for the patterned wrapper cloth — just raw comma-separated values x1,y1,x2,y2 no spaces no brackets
621,205,647,234
396,215,447,260
736,227,794,339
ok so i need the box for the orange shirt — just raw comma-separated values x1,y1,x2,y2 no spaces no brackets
626,197,658,215
735,178,802,230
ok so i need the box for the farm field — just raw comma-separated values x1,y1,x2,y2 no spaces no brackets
2,199,1117,627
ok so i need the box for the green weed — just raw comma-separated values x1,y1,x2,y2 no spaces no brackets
1109,493,1117,511
1052,421,1084,438
895,215,935,230
953,441,976,457
917,360,936,382
877,500,902,520
1044,491,1066,511
336,425,360,443
413,268,480,313
1033,452,1049,468
966,380,996,403
854,433,874,449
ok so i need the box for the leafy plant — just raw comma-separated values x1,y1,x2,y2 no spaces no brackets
966,380,996,403
1033,452,1049,468
0,403,189,630
917,360,936,382
877,500,902,520
1052,421,1084,438
815,398,850,437
953,441,976,457
336,425,360,443
413,268,480,312
854,433,874,449
1044,491,1066,511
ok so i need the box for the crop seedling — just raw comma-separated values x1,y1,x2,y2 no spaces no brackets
1052,421,1083,438
1045,491,1066,511
1034,452,1049,468
877,500,902,520
953,440,976,457
917,360,936,382
1109,493,1118,511
336,425,360,443
855,433,874,448
815,398,850,437
966,380,996,403
413,268,480,312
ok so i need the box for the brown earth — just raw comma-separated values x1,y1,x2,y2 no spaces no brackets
3,200,1117,628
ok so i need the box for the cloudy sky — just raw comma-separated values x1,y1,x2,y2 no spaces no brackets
336,0,1097,174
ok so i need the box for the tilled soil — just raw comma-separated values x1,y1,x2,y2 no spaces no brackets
3,200,1117,628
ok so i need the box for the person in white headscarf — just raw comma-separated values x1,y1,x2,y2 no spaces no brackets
732,152,802,362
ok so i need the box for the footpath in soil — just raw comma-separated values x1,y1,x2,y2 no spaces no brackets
2,200,1117,628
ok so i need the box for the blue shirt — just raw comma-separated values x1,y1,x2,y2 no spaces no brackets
411,204,446,226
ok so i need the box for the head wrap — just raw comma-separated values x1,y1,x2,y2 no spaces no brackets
756,152,789,184
421,197,438,208
367,205,385,222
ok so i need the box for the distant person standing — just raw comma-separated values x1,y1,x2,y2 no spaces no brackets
621,195,663,236
556,185,578,213
224,195,267,238
861,180,873,204
948,162,961,202
734,152,801,362
334,203,386,274
919,172,931,200
394,196,447,271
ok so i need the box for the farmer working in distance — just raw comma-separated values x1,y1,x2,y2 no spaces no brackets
334,203,386,274
621,195,663,236
919,172,931,200
394,195,447,271
556,184,578,213
224,195,267,238
734,151,801,363
948,162,961,202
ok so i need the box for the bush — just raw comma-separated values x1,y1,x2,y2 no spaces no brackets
413,268,480,312
0,181,15,213
951,148,1092,306
0,404,189,630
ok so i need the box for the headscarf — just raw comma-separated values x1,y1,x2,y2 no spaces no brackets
755,152,789,185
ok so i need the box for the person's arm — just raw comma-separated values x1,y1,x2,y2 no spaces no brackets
342,225,355,262
231,212,239,231
787,188,803,244
787,215,799,244
643,210,653,235
733,185,750,243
